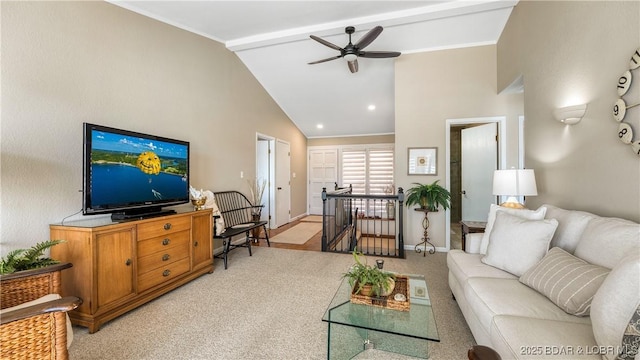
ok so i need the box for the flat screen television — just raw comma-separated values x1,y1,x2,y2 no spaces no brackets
83,123,190,221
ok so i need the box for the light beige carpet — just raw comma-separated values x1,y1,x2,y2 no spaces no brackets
270,222,322,244
300,215,323,222
68,247,475,359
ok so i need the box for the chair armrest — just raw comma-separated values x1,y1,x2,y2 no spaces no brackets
465,233,483,254
0,263,72,281
0,296,82,325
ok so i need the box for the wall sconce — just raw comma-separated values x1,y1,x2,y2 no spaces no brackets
492,169,538,209
554,104,587,125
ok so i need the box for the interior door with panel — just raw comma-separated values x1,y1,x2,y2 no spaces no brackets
275,139,291,228
461,123,497,221
308,148,338,215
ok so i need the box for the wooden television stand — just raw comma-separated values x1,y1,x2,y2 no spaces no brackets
50,209,213,333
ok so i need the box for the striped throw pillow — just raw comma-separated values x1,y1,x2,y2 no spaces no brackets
519,247,610,316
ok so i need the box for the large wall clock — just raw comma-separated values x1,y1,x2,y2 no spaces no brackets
613,47,640,156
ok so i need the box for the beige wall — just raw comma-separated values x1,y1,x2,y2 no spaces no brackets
1,1,307,254
498,1,640,221
307,134,394,147
395,45,524,248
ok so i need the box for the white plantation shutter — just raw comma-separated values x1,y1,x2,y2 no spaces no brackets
340,146,394,216
341,150,366,194
368,149,394,195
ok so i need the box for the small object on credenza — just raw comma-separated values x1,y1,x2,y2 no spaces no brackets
191,197,207,211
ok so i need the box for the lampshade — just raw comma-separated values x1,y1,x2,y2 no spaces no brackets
492,169,538,208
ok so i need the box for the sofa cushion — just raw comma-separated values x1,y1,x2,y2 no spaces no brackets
480,204,547,254
481,212,558,277
447,250,517,285
519,247,610,316
574,216,640,269
464,277,591,335
490,315,600,359
543,204,595,254
591,254,640,360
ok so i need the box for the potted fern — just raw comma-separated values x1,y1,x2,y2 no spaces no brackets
0,240,65,275
343,250,395,297
405,180,451,212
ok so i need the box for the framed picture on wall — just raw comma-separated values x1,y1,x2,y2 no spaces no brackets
408,147,437,175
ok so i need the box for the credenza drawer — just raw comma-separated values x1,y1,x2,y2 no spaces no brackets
138,241,190,275
137,230,190,258
137,257,190,292
137,216,191,240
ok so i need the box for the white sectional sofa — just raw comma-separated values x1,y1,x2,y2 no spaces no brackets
448,204,640,360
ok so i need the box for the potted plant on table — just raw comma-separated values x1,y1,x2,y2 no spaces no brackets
405,180,451,211
343,250,396,297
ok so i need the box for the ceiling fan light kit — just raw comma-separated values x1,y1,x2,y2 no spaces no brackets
308,26,401,73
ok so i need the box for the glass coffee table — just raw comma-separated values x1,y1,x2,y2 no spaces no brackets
322,274,439,359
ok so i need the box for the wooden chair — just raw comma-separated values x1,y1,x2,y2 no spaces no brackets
0,263,82,360
213,191,270,269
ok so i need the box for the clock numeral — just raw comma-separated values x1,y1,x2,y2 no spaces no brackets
631,141,640,156
613,99,626,122
618,123,633,144
617,71,632,96
631,48,640,70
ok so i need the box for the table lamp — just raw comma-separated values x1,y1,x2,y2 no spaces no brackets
492,169,538,209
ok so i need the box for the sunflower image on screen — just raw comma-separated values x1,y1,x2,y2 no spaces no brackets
136,151,161,175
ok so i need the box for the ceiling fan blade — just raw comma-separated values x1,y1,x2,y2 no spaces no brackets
359,51,401,58
348,59,358,73
354,26,383,50
310,35,343,51
308,55,342,65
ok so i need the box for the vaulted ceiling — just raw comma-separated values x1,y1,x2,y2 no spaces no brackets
110,1,518,138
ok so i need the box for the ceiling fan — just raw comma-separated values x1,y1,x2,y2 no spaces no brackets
308,26,401,73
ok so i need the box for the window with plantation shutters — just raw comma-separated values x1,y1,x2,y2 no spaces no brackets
340,146,394,216
341,147,394,195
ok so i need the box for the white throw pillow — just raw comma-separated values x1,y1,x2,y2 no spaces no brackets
481,211,558,277
590,253,640,360
479,204,547,254
203,190,224,235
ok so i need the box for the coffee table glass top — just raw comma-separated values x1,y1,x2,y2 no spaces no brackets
322,273,440,341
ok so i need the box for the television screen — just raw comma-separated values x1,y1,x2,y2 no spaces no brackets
83,123,189,219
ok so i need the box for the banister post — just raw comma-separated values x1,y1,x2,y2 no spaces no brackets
321,187,327,252
398,187,405,258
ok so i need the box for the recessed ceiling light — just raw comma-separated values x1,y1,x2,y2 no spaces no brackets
368,105,376,111
317,124,323,129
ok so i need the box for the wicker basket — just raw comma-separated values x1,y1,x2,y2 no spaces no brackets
350,274,410,311
0,263,73,360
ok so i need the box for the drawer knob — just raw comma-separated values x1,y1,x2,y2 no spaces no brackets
162,269,171,277
162,238,170,246
163,223,172,230
162,254,170,261
194,241,199,247
125,259,132,266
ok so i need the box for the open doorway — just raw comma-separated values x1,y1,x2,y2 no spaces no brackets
445,117,506,251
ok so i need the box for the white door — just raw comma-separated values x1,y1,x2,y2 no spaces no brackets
275,140,291,228
256,138,273,227
461,123,497,221
308,149,338,215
